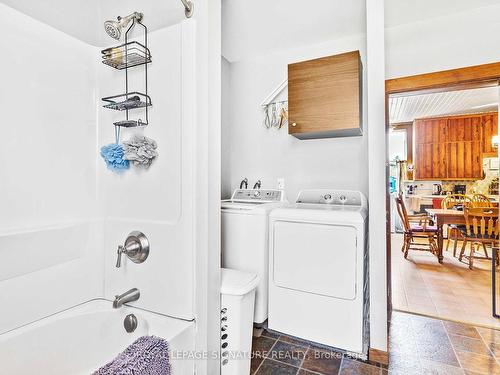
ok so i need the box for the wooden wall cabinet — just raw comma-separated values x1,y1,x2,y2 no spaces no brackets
287,51,362,140
482,112,498,157
414,113,495,180
414,118,449,180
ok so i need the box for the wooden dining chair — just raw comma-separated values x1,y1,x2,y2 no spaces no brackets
395,195,439,260
471,194,493,208
459,207,500,269
442,194,473,257
470,194,495,257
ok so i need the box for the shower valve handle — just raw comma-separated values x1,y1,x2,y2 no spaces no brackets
115,231,150,268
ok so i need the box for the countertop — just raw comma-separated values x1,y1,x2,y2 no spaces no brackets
406,194,499,202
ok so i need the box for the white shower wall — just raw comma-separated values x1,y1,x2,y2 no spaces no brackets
99,22,196,320
0,4,103,333
0,3,198,332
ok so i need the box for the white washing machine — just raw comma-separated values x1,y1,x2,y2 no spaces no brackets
222,189,286,324
268,189,369,356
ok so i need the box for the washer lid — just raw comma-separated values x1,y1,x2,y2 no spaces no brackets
221,268,260,296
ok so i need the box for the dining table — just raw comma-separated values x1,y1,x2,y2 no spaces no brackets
425,208,466,263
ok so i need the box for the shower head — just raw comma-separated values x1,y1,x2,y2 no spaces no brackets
104,12,143,40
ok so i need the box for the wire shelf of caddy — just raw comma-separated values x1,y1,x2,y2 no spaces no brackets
102,92,152,111
101,16,151,128
101,41,151,70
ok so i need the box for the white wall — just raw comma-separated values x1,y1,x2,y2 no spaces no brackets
385,4,500,78
0,4,102,333
221,56,232,198
223,34,368,200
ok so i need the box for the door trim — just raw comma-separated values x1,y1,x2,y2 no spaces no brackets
386,62,500,95
383,61,500,365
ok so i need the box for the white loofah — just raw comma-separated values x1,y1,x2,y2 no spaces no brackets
122,135,158,168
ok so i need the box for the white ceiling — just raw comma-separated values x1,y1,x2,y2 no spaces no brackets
389,86,499,124
0,0,186,46
222,0,366,62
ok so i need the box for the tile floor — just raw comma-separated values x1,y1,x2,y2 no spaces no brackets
391,233,500,329
389,311,500,375
251,329,383,375
251,312,500,374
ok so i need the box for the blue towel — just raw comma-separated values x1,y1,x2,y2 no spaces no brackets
92,336,171,375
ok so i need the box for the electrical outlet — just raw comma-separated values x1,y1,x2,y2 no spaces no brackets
277,178,285,190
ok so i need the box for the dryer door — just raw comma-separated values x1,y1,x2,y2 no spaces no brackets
272,220,357,300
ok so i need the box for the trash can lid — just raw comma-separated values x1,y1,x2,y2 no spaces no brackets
221,268,260,296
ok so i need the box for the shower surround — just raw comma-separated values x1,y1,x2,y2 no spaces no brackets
0,1,220,374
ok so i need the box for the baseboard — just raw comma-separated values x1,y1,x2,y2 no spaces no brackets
368,348,389,365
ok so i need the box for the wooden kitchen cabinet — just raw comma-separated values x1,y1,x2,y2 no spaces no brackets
447,141,482,179
287,51,362,139
482,112,498,157
414,114,487,180
414,118,448,180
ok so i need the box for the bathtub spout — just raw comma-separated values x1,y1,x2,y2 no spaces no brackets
113,288,140,308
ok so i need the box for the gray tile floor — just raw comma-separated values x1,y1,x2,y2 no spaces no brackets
251,311,500,374
251,330,383,375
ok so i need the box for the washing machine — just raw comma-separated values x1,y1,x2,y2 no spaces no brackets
222,189,286,324
268,189,369,356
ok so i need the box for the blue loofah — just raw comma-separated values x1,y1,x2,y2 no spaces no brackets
100,143,130,173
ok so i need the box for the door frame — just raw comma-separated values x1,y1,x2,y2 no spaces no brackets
384,61,500,356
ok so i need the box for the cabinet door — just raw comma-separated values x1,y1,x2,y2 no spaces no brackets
448,115,482,142
482,113,498,157
447,141,482,179
288,51,361,139
414,118,448,180
415,143,447,180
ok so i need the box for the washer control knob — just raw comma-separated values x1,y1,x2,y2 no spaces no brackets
254,191,261,197
323,194,332,201
339,195,347,203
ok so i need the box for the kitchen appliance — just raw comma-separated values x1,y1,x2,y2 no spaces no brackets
432,184,442,195
454,185,467,195
221,189,286,324
268,189,368,356
406,184,416,195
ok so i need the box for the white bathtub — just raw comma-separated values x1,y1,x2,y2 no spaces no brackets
0,299,195,374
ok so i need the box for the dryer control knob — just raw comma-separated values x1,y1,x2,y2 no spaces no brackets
254,191,261,197
339,195,347,203
323,194,332,201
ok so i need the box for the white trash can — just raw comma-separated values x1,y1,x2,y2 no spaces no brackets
220,268,260,375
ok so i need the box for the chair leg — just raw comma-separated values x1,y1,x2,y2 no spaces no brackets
404,235,410,259
453,239,459,258
482,242,488,257
459,240,467,261
445,228,450,252
430,236,438,257
469,244,474,270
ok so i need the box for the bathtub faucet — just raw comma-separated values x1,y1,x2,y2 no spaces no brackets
113,288,140,308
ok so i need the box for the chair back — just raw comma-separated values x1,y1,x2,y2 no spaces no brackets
442,194,472,210
464,207,500,241
470,194,493,208
395,195,410,232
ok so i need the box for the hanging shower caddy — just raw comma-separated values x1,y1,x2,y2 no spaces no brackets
101,16,151,128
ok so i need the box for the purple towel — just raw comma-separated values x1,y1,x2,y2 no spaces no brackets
92,336,171,375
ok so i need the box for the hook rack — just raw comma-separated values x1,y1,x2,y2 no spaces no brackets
261,78,288,107
261,79,288,129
